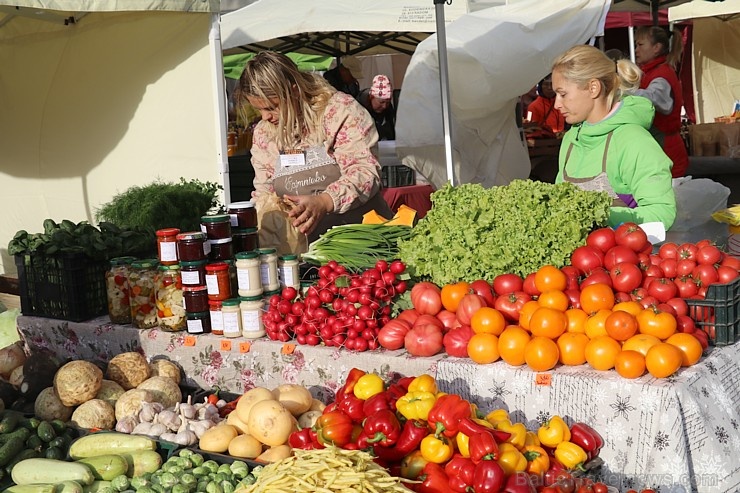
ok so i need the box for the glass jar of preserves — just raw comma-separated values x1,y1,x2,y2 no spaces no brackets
155,265,186,331
176,231,208,262
232,228,259,254
205,262,231,301
278,254,301,290
235,251,263,297
105,256,136,325
227,201,258,229
209,238,234,262
156,228,181,265
240,296,265,339
183,285,209,314
180,260,207,286
186,311,211,334
201,214,232,240
222,298,242,338
259,248,280,292
209,300,224,336
129,259,159,329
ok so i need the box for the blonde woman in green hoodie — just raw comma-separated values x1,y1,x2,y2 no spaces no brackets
551,45,676,230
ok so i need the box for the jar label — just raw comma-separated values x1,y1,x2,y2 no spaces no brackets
210,311,224,332
205,274,220,295
223,311,241,335
229,213,239,227
159,241,178,263
200,224,207,234
279,266,296,287
203,241,212,256
181,270,201,285
241,309,262,331
260,263,270,286
237,269,255,290
187,319,204,334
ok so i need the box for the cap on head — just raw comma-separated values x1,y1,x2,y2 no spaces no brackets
341,56,364,79
369,74,393,100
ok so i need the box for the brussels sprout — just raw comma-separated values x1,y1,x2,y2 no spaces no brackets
178,457,194,470
221,482,235,493
111,475,131,492
159,472,179,489
137,488,156,493
205,481,224,493
197,480,210,492
166,464,184,476
238,475,256,487
181,473,198,487
190,454,204,467
192,466,209,477
130,477,151,490
202,460,219,474
178,448,193,458
171,485,189,493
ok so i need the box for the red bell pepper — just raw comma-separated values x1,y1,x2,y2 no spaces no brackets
373,419,430,462
427,394,472,438
362,391,393,416
314,409,354,447
503,471,538,493
469,431,501,463
288,428,322,450
472,459,506,493
445,454,476,493
417,462,449,493
386,383,407,410
543,456,567,486
569,422,604,459
337,392,366,423
361,409,401,448
459,416,512,443
397,375,415,390
341,367,367,395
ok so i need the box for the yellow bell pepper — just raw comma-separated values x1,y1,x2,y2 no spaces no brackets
485,408,510,427
408,374,438,394
522,445,550,476
496,442,527,476
554,441,588,470
494,419,527,450
537,415,571,448
523,431,541,448
353,373,385,400
455,418,493,457
420,434,454,464
396,391,437,421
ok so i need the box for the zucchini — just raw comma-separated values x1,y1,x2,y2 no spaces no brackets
57,481,84,493
82,481,113,493
36,422,56,443
5,485,57,493
0,412,20,433
69,434,155,460
76,455,129,481
6,448,41,475
11,458,95,486
120,450,163,477
0,436,28,466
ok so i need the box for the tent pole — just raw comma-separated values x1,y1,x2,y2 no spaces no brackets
210,13,232,206
434,0,455,186
628,26,636,62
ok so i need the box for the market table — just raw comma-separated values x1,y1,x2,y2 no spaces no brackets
16,315,740,493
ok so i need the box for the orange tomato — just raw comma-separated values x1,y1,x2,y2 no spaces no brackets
645,342,683,378
584,335,622,371
518,300,541,331
665,333,703,367
537,290,569,312
498,326,531,366
580,283,615,314
470,307,506,336
622,333,661,357
529,307,568,339
441,282,470,313
524,336,560,371
637,308,677,340
557,332,590,366
612,301,643,317
584,309,612,339
604,310,639,341
565,308,588,334
468,333,501,364
534,265,567,293
614,350,647,379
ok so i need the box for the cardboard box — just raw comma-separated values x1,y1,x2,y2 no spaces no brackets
689,122,740,157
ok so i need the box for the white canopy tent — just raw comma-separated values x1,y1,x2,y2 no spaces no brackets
669,0,740,123
0,1,225,276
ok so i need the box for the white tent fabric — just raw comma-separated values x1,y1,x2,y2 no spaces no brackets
669,0,740,123
0,4,221,276
396,0,611,189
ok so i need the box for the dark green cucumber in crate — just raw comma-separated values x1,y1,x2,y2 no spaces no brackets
686,276,740,346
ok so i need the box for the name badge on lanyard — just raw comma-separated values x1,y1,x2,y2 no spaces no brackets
280,149,307,167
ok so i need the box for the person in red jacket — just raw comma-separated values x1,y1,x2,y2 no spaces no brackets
527,74,566,138
634,26,688,177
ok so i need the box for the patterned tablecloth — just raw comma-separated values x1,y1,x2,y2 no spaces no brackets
16,315,740,493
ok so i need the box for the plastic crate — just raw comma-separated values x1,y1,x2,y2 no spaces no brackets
381,165,415,188
686,276,740,346
15,252,108,322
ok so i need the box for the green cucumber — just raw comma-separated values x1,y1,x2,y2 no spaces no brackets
76,455,129,481
0,436,27,466
44,446,64,460
26,434,44,452
0,427,31,444
36,421,56,443
20,417,41,431
0,412,21,433
50,419,68,434
11,458,95,486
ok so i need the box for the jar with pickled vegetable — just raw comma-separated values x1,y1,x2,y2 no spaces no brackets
205,262,231,301
105,256,136,325
129,259,159,329
155,265,186,332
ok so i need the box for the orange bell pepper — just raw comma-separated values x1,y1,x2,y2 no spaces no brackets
537,415,571,448
485,408,510,427
494,419,527,450
408,374,438,394
522,445,550,476
420,434,455,464
496,442,527,476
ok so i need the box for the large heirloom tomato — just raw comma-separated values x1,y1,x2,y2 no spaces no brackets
411,282,442,316
614,222,648,252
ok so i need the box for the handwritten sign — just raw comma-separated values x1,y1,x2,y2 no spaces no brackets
220,339,232,352
535,373,552,386
184,336,196,347
239,342,251,353
281,343,296,355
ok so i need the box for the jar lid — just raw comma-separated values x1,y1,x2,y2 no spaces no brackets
180,260,207,267
222,298,240,306
204,262,229,272
176,231,207,241
208,300,223,308
158,264,181,271
227,201,255,210
233,227,258,234
201,214,230,223
223,259,235,266
183,285,207,292
186,311,209,319
156,227,181,237
131,259,159,269
210,238,233,245
240,295,263,302
109,256,136,266
279,254,298,261
258,248,277,255
235,251,259,260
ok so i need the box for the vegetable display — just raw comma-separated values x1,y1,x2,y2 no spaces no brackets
398,181,611,285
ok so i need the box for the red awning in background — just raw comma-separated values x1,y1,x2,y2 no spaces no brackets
605,10,669,28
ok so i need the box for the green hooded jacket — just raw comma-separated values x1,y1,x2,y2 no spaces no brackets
555,95,676,230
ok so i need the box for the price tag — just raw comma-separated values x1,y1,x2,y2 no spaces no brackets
220,339,232,352
239,342,252,353
184,335,197,347
281,343,296,355
535,373,552,386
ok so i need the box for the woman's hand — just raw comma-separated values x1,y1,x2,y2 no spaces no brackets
285,193,334,235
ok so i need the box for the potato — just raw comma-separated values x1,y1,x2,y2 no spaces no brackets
53,360,103,406
228,434,263,459
106,352,150,390
71,399,116,430
199,424,239,453
256,444,292,463
226,411,250,435
271,384,312,416
246,399,297,447
34,386,73,422
235,387,274,423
